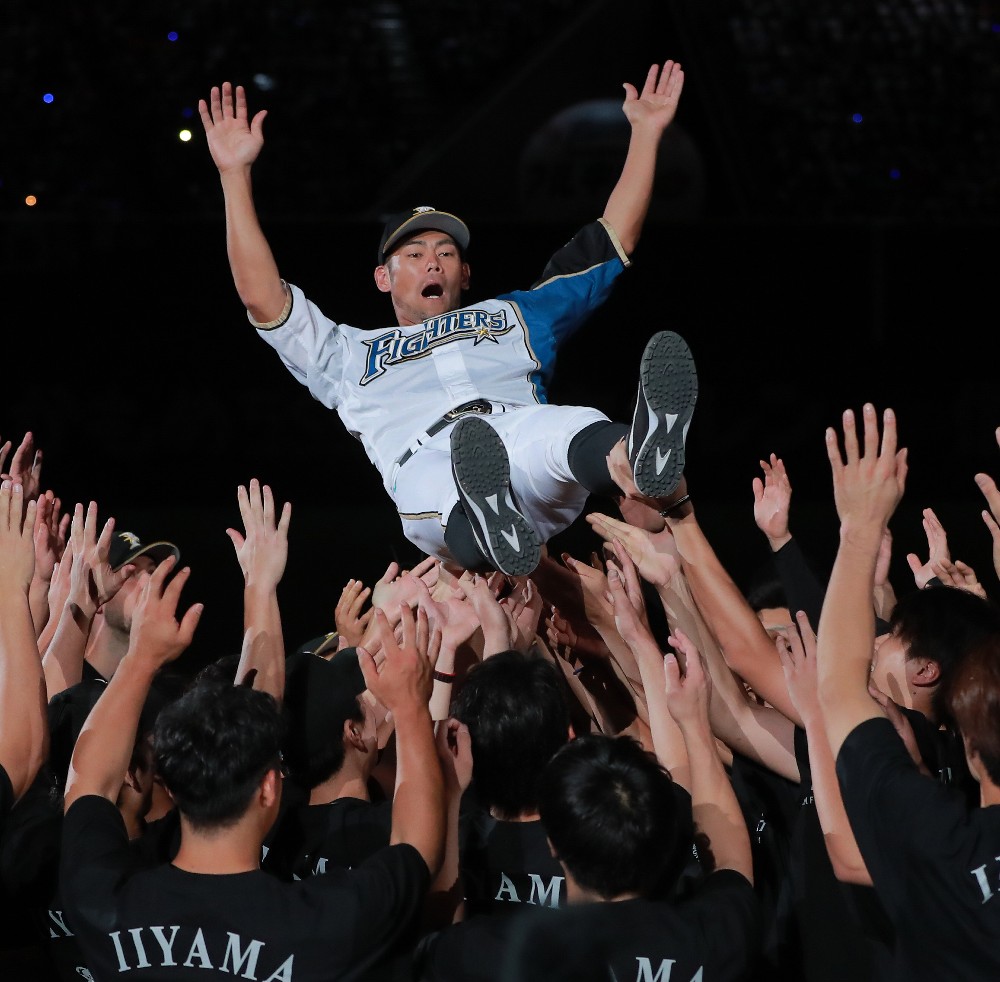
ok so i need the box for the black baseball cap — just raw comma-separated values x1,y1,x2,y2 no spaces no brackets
282,646,367,764
107,531,180,572
377,206,470,265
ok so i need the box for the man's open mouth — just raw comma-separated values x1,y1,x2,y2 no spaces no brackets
422,283,444,299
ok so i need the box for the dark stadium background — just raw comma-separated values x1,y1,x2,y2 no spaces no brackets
4,0,999,671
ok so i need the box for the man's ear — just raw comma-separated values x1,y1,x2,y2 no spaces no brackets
911,658,941,688
374,265,392,294
344,717,367,753
460,262,471,291
122,765,142,795
260,768,281,809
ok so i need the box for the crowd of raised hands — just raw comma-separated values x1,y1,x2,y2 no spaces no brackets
3,414,1000,981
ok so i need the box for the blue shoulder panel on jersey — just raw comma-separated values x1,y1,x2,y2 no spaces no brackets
497,220,626,398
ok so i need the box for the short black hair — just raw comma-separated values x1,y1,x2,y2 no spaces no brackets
744,568,788,613
153,684,284,830
943,634,1000,785
890,585,1000,722
538,734,685,900
452,649,571,819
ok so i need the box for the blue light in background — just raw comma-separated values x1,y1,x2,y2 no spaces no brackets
181,106,195,119
852,112,863,124
167,31,179,42
42,93,55,104
889,168,901,180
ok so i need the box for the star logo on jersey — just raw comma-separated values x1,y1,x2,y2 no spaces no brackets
472,325,501,345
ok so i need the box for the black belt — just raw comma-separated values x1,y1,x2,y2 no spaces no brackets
396,400,496,469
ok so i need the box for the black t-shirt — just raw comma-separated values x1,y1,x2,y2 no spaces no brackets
261,797,393,880
838,716,1000,980
60,795,430,981
766,725,892,982
459,807,566,917
0,771,88,982
413,906,561,982
727,749,798,949
497,869,761,982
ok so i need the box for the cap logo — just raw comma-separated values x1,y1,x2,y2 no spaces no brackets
413,205,436,214
120,532,141,549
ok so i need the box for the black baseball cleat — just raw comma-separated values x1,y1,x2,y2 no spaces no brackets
628,330,698,499
450,416,541,577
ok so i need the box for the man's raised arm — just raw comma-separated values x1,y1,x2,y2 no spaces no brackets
198,81,289,324
0,481,47,802
358,605,445,878
64,558,202,810
602,59,685,256
817,405,908,759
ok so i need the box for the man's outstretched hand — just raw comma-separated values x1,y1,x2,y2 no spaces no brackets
199,81,267,174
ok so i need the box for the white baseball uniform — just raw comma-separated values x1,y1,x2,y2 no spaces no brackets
253,218,630,563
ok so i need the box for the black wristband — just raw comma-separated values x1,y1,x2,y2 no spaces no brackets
433,670,456,684
659,494,691,518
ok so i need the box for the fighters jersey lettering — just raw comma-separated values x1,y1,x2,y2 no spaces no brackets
360,309,511,384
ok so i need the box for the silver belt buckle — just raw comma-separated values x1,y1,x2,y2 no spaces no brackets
446,400,489,421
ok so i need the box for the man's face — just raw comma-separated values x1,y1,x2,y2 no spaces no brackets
103,556,158,633
870,630,912,706
375,229,470,326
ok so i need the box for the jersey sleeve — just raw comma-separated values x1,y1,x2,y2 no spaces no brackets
499,220,628,382
253,283,347,411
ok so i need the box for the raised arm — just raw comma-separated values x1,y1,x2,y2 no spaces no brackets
358,605,445,876
64,557,203,809
817,405,907,758
665,629,753,883
198,82,288,323
41,502,135,698
603,60,684,255
776,611,871,885
227,479,291,700
606,556,690,788
588,509,799,783
0,481,47,801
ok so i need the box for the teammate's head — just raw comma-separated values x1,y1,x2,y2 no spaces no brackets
373,206,471,327
452,648,572,820
942,633,1000,787
538,733,686,901
153,682,284,831
875,585,1000,721
281,648,370,789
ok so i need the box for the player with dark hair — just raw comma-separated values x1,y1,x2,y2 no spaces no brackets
452,648,573,824
152,683,284,829
497,629,761,982
261,646,394,881
538,733,685,900
58,557,446,982
198,58,696,578
413,648,574,980
817,404,1000,981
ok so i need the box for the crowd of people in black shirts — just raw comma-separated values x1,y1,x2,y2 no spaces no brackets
6,27,1000,979
2,405,1000,982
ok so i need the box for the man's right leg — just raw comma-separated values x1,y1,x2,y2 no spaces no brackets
448,417,541,577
